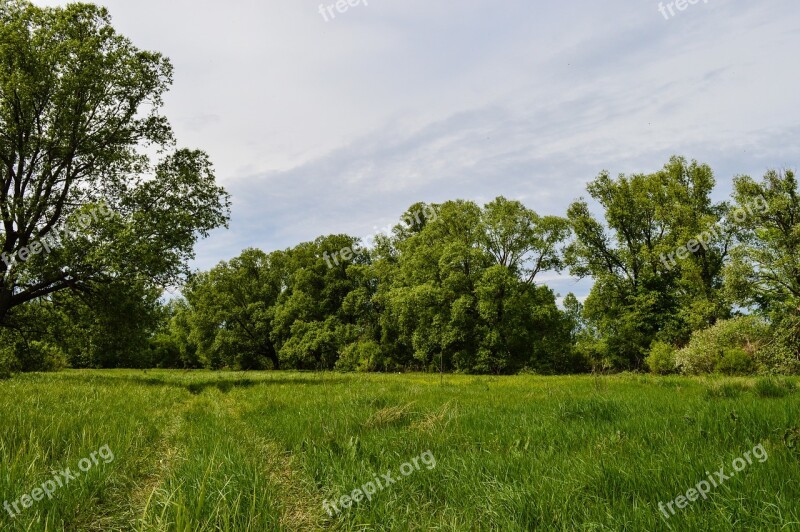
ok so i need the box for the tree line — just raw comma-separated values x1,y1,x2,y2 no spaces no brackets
140,158,797,375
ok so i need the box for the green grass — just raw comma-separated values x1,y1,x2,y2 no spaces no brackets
1,371,800,531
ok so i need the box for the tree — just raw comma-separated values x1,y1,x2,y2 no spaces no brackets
481,196,570,284
159,299,203,369
726,169,800,317
270,235,367,370
565,157,730,368
0,277,163,370
49,279,165,368
379,198,571,374
0,1,230,323
179,236,369,371
183,248,288,370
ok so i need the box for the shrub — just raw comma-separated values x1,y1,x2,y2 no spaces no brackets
0,323,68,373
754,317,800,375
676,316,768,375
17,341,69,372
0,344,18,379
716,348,756,376
645,341,677,375
757,342,800,375
336,340,384,372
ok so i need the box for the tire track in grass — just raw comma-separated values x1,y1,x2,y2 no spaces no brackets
127,387,325,530
213,391,326,530
123,393,196,531
29,380,194,532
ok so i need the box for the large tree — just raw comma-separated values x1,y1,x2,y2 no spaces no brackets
0,1,230,323
379,198,572,374
183,248,289,370
726,169,800,318
565,157,731,368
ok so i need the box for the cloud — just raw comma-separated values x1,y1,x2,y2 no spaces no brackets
31,0,800,300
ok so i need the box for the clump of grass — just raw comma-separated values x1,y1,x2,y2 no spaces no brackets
704,381,748,399
753,377,796,398
785,427,800,453
655,377,683,389
556,396,621,422
411,401,456,433
363,402,415,429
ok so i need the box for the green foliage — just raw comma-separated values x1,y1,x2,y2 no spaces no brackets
18,341,69,372
63,281,165,368
566,157,731,369
675,316,768,375
181,248,285,369
716,347,756,376
376,198,573,374
147,332,184,369
754,316,800,375
168,198,574,374
726,170,800,318
0,0,229,322
645,341,677,375
336,340,384,371
0,321,68,372
0,343,18,379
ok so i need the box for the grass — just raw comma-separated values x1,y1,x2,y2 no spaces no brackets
1,370,799,531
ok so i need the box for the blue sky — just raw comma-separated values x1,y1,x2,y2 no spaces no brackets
35,0,800,299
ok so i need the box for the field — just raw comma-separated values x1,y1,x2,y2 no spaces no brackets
1,371,800,531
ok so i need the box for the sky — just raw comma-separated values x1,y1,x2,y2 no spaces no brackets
33,0,800,299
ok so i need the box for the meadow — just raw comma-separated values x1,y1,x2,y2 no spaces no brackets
1,370,799,531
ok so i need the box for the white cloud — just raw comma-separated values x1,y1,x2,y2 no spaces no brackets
32,0,800,298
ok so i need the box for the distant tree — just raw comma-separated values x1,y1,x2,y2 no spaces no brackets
0,1,230,325
562,293,585,340
565,157,730,369
162,299,204,369
179,236,369,371
270,235,367,370
380,198,571,374
182,248,288,369
726,169,800,318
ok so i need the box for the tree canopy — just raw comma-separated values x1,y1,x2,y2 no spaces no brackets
0,1,230,323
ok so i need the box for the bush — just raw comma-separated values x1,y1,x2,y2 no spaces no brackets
754,317,800,375
17,341,69,372
0,344,19,379
716,348,756,375
676,316,767,375
336,340,384,372
646,341,677,375
757,342,800,375
0,326,67,373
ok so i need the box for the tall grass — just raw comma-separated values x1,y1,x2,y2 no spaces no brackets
1,370,799,530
